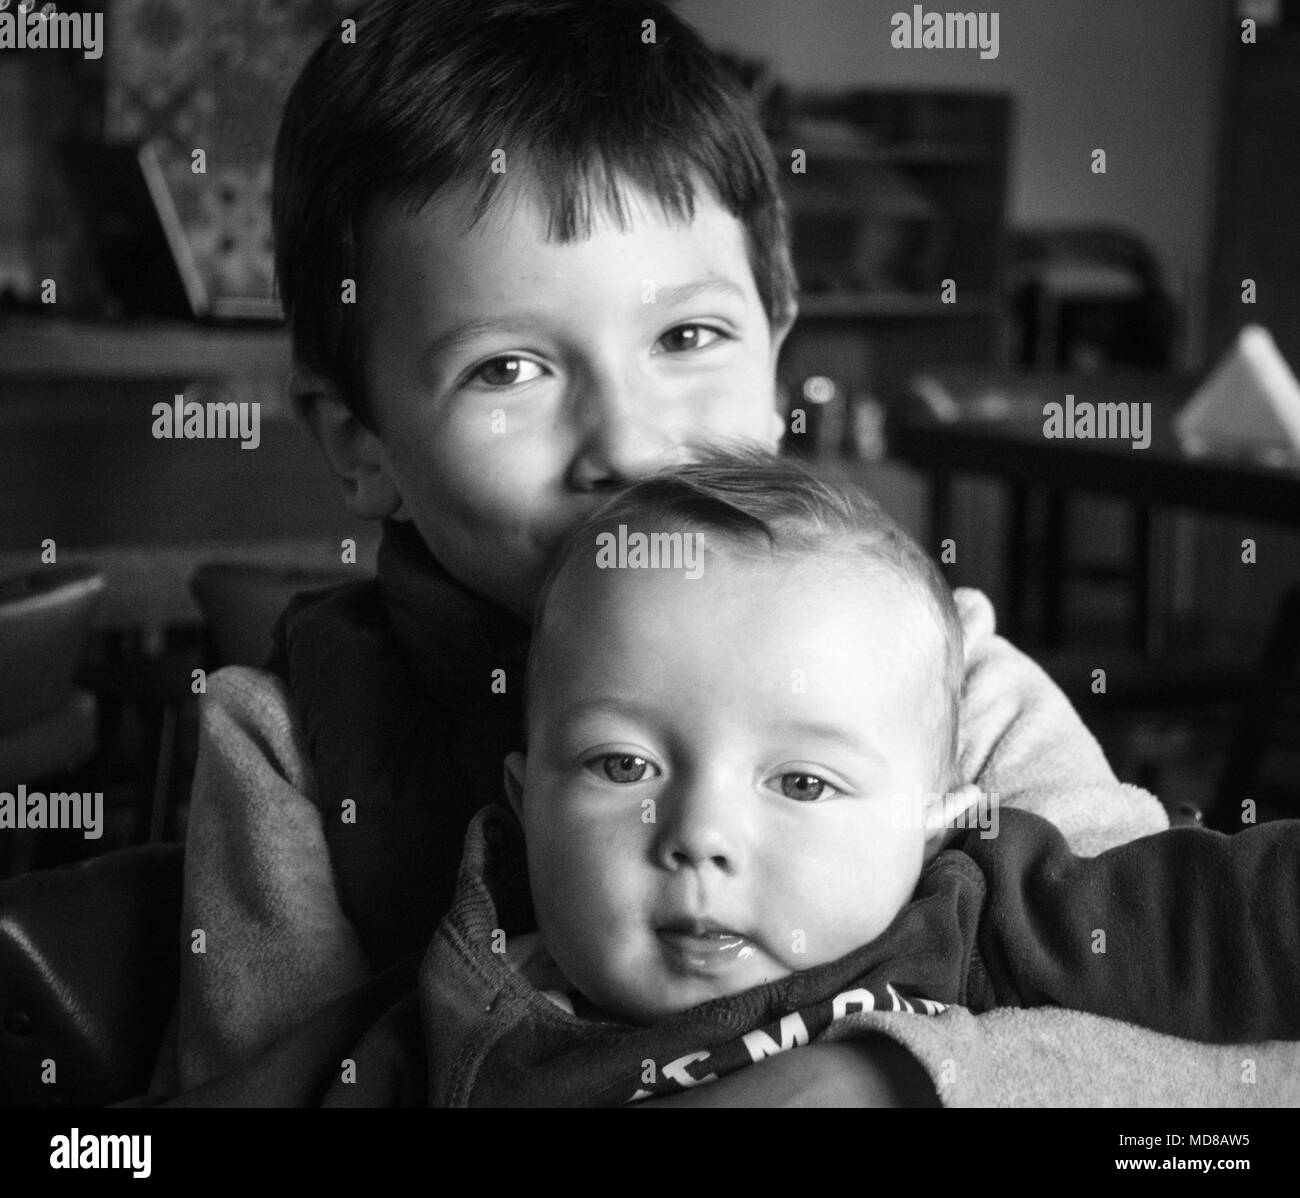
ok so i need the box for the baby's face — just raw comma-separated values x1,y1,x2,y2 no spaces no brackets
357,177,787,620
508,547,952,1023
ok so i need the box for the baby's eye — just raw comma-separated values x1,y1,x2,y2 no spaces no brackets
587,753,659,784
655,324,725,354
777,772,839,802
470,356,545,387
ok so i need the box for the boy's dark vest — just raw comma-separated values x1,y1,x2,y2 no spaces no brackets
268,519,530,970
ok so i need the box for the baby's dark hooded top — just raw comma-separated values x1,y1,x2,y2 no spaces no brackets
424,804,1300,1107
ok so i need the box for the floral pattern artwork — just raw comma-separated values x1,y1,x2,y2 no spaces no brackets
105,0,353,302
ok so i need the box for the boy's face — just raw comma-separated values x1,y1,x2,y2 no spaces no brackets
355,179,788,619
507,546,954,1024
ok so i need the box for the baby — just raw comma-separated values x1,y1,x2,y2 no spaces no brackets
424,450,1300,1107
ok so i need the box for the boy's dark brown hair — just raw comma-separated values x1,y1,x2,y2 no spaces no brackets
273,0,798,428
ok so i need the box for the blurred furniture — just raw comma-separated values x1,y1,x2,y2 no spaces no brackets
885,369,1300,829
0,560,359,1107
1212,584,1300,826
1008,226,1177,374
0,565,105,878
1206,17,1300,372
0,318,374,573
0,843,182,1107
774,89,1012,448
887,370,1300,650
190,560,356,670
1003,226,1178,658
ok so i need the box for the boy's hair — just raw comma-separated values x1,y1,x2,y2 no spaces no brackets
528,447,965,784
273,0,797,427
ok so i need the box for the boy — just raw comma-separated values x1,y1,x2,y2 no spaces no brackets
161,0,1172,1104
425,454,1300,1107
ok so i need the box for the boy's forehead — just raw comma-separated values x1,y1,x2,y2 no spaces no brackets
359,176,768,380
361,171,756,283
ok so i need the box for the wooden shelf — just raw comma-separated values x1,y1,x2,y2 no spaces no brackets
797,293,1002,320
775,138,999,167
0,317,290,380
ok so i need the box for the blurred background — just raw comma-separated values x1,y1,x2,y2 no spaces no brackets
1,0,1299,880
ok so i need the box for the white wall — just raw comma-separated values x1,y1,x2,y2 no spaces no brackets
678,0,1229,365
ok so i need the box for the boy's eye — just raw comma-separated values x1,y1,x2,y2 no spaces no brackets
587,753,659,784
470,356,545,387
656,324,725,354
777,772,838,802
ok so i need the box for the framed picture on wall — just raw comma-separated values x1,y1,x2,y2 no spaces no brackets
103,0,354,318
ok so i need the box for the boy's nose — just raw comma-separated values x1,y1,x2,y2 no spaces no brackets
567,373,687,490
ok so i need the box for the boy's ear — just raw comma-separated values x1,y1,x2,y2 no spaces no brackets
922,782,987,861
769,298,798,364
504,751,527,820
766,301,799,444
292,366,404,520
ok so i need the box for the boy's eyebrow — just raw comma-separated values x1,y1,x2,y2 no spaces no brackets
422,315,547,363
421,280,750,367
426,278,748,353
655,279,749,308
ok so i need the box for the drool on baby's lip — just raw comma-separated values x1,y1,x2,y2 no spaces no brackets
655,920,758,973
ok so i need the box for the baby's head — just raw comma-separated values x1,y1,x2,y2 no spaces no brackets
274,0,797,618
505,450,980,1023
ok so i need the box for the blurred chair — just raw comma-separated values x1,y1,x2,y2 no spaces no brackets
0,566,106,878
1210,585,1300,829
0,842,182,1107
189,560,356,669
136,561,356,840
0,562,360,1108
1008,225,1177,374
1006,226,1179,653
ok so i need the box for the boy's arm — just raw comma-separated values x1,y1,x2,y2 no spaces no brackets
632,1038,938,1108
954,588,1168,855
967,810,1300,1044
817,1004,1300,1107
165,667,372,1091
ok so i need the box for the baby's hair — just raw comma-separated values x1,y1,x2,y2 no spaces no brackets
272,0,797,428
527,446,965,785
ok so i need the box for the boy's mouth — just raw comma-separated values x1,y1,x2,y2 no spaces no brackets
656,919,757,974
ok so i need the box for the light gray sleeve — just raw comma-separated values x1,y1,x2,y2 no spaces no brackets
170,666,372,1089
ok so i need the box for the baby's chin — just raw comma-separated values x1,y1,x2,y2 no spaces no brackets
581,951,795,1025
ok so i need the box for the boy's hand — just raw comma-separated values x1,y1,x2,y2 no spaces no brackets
630,1037,939,1108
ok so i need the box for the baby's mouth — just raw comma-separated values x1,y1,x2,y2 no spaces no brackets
656,919,758,975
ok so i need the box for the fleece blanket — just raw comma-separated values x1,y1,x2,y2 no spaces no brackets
146,590,1300,1106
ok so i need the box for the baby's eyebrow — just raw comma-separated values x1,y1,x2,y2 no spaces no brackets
781,719,888,765
554,697,661,726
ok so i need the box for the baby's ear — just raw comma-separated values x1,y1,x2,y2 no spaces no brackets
922,783,986,860
503,751,527,819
